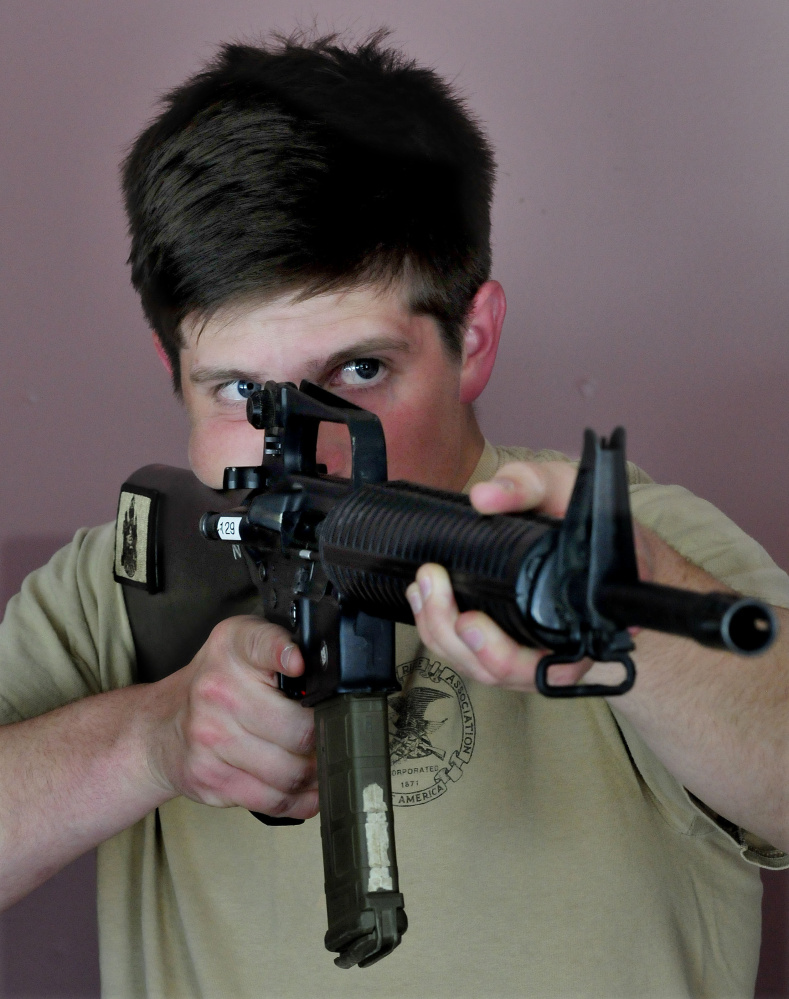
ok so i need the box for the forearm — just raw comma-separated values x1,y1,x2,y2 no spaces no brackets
0,616,319,910
430,458,789,849
0,683,174,910
611,536,789,850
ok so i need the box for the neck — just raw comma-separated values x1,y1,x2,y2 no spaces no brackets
449,409,486,491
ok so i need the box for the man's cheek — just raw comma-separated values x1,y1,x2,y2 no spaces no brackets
316,423,353,477
379,411,423,480
188,421,265,487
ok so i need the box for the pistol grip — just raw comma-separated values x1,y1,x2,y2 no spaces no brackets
249,811,304,826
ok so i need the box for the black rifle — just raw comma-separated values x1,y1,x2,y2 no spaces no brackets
195,379,775,969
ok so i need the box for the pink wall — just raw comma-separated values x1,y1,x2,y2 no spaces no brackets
1,2,786,994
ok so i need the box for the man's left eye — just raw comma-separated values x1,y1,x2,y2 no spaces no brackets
337,359,383,386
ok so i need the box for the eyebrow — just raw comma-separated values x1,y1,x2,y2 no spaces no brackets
188,334,412,387
189,366,256,386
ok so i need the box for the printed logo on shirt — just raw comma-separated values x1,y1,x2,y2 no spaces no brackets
388,657,476,806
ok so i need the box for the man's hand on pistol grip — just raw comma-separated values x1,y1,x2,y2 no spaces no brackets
144,616,320,821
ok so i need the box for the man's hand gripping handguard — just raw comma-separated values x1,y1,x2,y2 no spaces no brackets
136,380,776,969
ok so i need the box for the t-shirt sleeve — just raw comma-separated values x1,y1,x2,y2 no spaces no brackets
0,523,136,724
630,482,789,608
616,481,789,868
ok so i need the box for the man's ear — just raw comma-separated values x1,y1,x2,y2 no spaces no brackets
152,332,173,377
459,280,506,404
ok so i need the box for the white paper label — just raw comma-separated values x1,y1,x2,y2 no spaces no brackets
216,516,243,541
363,783,393,892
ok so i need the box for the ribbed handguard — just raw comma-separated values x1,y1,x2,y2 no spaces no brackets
318,481,557,644
315,693,407,968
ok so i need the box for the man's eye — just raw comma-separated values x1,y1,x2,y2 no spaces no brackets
217,379,261,402
337,359,383,386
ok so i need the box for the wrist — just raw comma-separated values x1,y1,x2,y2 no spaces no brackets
136,672,188,803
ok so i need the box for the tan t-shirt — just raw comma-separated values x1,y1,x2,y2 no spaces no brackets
1,443,787,998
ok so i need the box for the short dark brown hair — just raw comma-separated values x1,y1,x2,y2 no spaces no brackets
122,30,496,389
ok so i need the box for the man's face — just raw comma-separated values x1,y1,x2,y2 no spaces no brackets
179,285,483,491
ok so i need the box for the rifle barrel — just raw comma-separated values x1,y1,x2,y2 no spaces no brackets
595,582,776,656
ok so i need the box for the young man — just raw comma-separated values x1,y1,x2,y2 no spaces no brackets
0,32,787,997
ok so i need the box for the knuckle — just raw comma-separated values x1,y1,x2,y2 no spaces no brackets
293,719,316,756
497,460,530,481
184,712,230,752
263,791,292,817
287,762,315,795
422,587,455,620
206,616,237,653
187,755,230,798
191,672,239,714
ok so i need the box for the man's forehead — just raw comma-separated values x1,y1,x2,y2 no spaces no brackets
180,283,413,344
179,285,436,387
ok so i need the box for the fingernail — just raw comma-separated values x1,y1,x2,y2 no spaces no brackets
459,627,485,652
491,476,516,491
406,584,423,615
418,574,432,600
280,645,295,671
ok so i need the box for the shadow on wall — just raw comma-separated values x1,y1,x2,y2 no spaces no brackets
0,537,786,997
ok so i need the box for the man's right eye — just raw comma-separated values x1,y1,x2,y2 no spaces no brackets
216,379,261,402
